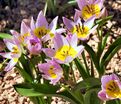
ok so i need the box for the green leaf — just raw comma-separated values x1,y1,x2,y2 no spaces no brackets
84,89,102,104
14,83,80,104
61,64,70,80
15,66,33,82
72,88,84,103
0,33,12,39
74,58,89,79
95,15,113,26
101,32,110,51
106,99,121,104
19,54,34,79
101,36,121,67
74,78,101,91
83,43,102,74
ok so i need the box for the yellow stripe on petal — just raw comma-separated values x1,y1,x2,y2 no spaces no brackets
54,45,77,61
48,66,57,79
72,25,89,39
106,80,121,98
82,4,100,20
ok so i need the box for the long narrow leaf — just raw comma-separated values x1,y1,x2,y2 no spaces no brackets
74,58,89,79
0,33,12,39
101,36,121,67
14,83,80,104
83,43,103,74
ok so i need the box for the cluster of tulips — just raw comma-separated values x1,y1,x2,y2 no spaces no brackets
0,0,121,103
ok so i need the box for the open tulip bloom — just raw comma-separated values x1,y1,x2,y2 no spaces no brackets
63,16,97,40
1,0,121,103
43,34,84,63
75,0,105,20
0,38,21,71
98,74,121,101
38,60,63,85
10,21,31,45
25,35,42,55
30,11,65,42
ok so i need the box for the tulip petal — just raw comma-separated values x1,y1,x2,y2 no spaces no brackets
4,58,18,71
43,48,55,57
54,34,69,50
30,17,36,30
49,16,58,32
63,17,74,30
36,11,48,28
21,21,30,35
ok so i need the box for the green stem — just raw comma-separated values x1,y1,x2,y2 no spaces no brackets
69,62,76,83
82,51,90,76
91,60,94,77
62,85,83,104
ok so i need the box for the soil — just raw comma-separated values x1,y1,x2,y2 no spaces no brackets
0,0,121,104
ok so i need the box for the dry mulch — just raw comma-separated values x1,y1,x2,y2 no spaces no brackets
0,0,121,104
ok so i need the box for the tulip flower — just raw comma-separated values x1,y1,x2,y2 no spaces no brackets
10,21,30,44
98,74,121,101
75,0,105,20
0,38,21,71
25,35,42,55
38,60,63,85
63,16,97,40
30,11,62,42
43,34,84,63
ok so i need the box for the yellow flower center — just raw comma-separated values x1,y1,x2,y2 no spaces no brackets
106,80,121,98
13,58,18,62
82,4,100,20
54,45,77,61
12,46,19,54
72,24,89,38
34,27,50,38
48,66,57,79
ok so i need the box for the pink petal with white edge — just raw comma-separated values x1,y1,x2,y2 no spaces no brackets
30,17,36,30
0,52,12,59
98,90,109,101
99,8,108,18
101,74,119,89
89,0,95,4
49,16,58,32
76,0,87,10
10,30,20,37
36,11,48,28
42,48,55,57
88,25,98,35
4,58,18,71
55,28,66,34
74,45,84,57
67,34,78,47
38,63,49,73
84,16,96,29
63,17,74,30
74,9,82,21
21,21,30,35
54,34,69,50
4,39,15,51
95,0,104,9
65,56,74,63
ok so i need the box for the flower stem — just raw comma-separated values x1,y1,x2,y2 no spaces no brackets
82,51,90,76
69,62,76,83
